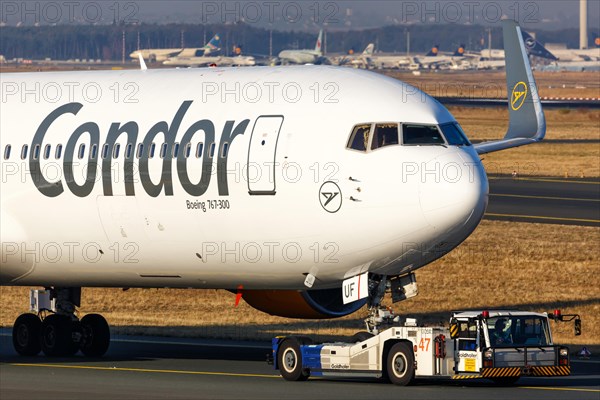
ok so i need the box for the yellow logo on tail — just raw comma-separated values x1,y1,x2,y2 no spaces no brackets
511,81,528,111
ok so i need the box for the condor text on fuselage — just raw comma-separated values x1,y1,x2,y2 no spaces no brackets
28,100,249,198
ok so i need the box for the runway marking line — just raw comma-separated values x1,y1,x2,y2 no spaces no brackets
489,177,599,185
485,213,600,224
490,193,600,202
8,363,599,392
10,363,280,379
520,386,600,393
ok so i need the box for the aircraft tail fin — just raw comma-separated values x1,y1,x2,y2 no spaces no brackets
521,30,558,60
425,45,439,57
363,43,375,56
315,29,323,53
203,34,221,55
474,20,545,155
453,44,466,57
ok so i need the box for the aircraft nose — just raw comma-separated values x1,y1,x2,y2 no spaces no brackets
418,148,488,230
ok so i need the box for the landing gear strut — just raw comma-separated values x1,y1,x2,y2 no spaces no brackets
12,287,110,357
364,275,398,334
362,273,419,334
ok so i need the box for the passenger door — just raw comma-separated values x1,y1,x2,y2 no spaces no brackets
247,116,283,195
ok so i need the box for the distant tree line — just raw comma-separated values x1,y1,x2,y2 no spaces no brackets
0,22,594,61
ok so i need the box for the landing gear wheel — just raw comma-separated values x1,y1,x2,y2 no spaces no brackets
492,377,520,386
41,314,75,357
350,331,374,343
80,314,110,357
12,313,42,356
278,338,310,381
386,342,415,386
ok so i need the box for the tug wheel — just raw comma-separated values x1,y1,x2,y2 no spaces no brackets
278,338,310,381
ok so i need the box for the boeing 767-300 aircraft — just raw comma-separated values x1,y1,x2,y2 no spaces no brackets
0,21,544,357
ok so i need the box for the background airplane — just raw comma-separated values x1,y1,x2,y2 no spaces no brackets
130,34,221,63
522,30,599,61
331,43,375,68
278,30,325,64
163,54,256,67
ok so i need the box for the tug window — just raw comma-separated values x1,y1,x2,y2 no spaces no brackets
439,122,471,146
371,123,399,150
402,124,445,145
347,124,372,151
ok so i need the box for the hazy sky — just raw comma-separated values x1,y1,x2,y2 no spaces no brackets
1,1,599,31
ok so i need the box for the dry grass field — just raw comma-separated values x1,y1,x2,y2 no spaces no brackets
1,220,598,352
450,107,600,178
451,107,600,141
389,70,600,100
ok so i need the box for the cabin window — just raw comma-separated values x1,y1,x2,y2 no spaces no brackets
136,143,144,158
221,143,229,158
184,143,191,158
55,144,63,159
126,143,133,159
347,124,372,151
160,143,167,159
196,143,204,158
209,143,216,158
102,144,109,159
439,122,471,146
371,123,399,150
402,124,445,145
113,144,121,158
91,144,98,159
78,144,86,159
149,143,156,158
21,145,28,159
33,144,40,160
173,143,180,158
43,144,51,159
3,145,11,160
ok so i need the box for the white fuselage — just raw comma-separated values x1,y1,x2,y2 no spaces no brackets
163,55,256,67
129,49,184,62
548,48,600,61
278,50,321,64
0,66,487,290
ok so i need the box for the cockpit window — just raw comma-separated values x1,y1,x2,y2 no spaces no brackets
347,124,372,151
403,124,445,145
371,123,399,150
440,122,471,146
